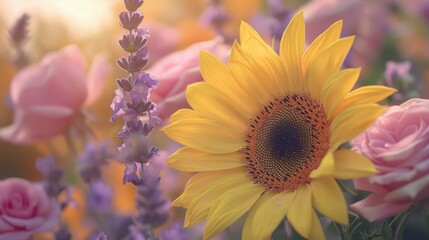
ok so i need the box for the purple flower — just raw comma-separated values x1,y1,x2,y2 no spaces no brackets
54,225,72,240
114,0,168,237
36,156,66,197
160,222,189,240
96,232,108,240
383,60,416,102
127,225,146,240
77,141,116,183
134,163,171,229
119,135,158,164
123,161,143,185
87,179,113,214
117,55,148,73
8,13,30,47
119,33,148,53
36,156,64,182
124,0,144,12
117,76,133,92
119,11,144,31
200,5,229,27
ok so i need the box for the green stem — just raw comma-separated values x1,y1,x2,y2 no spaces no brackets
334,222,349,240
393,208,413,240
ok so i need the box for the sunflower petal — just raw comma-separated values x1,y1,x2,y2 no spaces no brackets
306,36,355,98
186,82,248,128
203,183,265,240
200,50,258,116
200,50,234,88
280,10,305,90
308,209,326,240
311,177,348,225
321,68,361,119
167,147,244,172
163,118,244,153
333,149,377,179
229,54,273,105
184,192,218,228
310,151,335,179
287,185,312,238
242,190,296,240
332,86,397,117
302,20,343,72
238,22,288,95
311,150,377,179
169,108,204,122
181,169,250,227
172,168,246,207
329,103,386,150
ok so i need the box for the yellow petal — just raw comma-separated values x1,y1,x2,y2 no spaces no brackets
238,21,288,95
321,68,361,118
199,51,258,116
242,190,296,240
163,118,244,153
310,151,335,179
306,36,355,99
308,209,326,240
332,86,397,118
184,191,218,228
329,103,385,150
173,169,246,207
179,169,250,227
302,20,343,72
167,147,244,172
287,185,312,238
332,149,377,179
203,183,265,240
311,177,348,225
186,82,248,128
280,11,305,91
229,56,273,105
169,108,204,122
310,150,377,180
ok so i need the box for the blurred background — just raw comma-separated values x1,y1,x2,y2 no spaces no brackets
1,0,429,239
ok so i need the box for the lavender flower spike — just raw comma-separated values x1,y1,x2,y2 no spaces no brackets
96,232,108,240
9,13,30,47
36,156,66,197
112,0,169,238
8,13,30,67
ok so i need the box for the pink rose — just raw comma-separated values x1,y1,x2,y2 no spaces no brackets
145,21,180,63
147,38,230,120
350,98,429,221
0,45,110,144
0,178,61,240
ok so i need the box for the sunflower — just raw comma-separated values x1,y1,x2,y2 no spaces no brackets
163,11,396,240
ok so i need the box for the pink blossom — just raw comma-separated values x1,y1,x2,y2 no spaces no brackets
145,21,181,63
147,38,230,120
0,45,111,144
300,0,389,71
0,178,61,240
351,98,429,221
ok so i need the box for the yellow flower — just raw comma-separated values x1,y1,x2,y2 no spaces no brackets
163,11,396,240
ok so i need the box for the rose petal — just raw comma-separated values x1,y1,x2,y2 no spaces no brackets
351,193,412,222
84,55,111,106
383,174,429,202
0,231,33,240
0,106,74,144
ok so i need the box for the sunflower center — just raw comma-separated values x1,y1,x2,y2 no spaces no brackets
243,93,330,192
